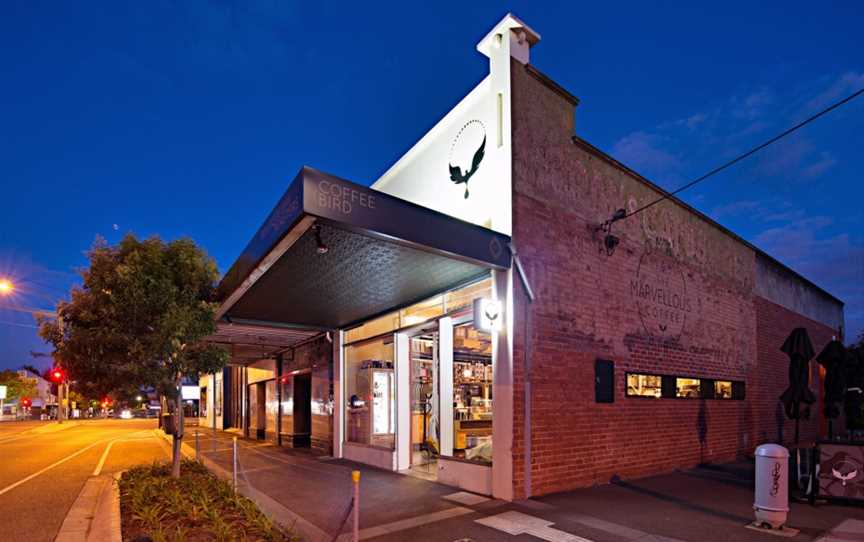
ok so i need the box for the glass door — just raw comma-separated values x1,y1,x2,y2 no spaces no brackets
409,330,439,479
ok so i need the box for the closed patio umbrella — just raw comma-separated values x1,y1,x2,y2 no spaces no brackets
816,339,847,439
779,327,816,444
845,346,864,438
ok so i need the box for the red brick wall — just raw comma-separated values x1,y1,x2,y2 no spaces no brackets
753,297,836,448
508,60,834,497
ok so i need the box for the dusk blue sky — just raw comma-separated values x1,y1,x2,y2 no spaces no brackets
1,1,862,370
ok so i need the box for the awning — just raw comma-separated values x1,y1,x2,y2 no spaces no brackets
204,321,320,364
216,167,510,330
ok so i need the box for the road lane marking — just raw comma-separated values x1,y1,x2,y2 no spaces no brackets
0,439,106,497
92,436,156,476
0,422,79,444
93,440,117,476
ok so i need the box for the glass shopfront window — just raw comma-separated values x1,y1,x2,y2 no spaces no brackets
345,338,395,449
400,295,444,327
449,321,493,464
626,373,745,401
444,279,492,314
345,312,400,344
676,377,701,398
626,374,662,398
714,380,733,399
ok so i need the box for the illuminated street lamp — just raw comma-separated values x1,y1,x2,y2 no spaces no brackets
0,279,13,294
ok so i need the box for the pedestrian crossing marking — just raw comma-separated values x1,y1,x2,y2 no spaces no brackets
475,511,593,542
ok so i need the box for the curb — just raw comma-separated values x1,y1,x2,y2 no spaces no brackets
54,471,121,542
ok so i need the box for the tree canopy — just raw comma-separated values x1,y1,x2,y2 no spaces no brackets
0,370,38,401
38,234,229,398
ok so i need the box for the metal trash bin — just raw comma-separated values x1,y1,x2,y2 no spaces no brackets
161,413,176,435
754,444,789,529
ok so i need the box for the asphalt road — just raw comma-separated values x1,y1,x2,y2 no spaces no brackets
0,419,51,438
0,418,168,542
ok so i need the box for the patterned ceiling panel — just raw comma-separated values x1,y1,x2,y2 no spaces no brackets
228,224,488,328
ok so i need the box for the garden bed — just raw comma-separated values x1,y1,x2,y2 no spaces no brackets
119,459,298,542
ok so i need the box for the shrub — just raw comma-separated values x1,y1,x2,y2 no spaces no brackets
120,460,298,542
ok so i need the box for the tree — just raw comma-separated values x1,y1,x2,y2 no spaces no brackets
39,234,229,477
0,370,38,402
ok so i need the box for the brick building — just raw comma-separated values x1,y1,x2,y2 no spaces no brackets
203,14,844,500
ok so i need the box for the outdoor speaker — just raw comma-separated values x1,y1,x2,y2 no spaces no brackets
595,358,614,403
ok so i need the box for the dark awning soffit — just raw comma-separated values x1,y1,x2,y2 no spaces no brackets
217,167,510,330
203,321,321,364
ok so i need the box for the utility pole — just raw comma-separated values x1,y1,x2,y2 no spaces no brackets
58,380,66,424
57,312,65,423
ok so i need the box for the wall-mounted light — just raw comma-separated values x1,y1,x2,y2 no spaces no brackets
596,208,626,256
314,225,329,254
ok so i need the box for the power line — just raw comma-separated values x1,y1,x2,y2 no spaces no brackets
0,320,38,329
621,86,864,221
0,305,56,317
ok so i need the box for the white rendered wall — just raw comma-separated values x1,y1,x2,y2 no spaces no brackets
395,333,411,470
492,267,514,500
438,317,454,457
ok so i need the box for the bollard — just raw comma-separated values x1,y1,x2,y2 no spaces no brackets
352,470,360,542
754,444,789,529
195,430,200,462
233,436,238,492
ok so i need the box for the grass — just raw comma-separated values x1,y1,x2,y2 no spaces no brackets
119,459,299,542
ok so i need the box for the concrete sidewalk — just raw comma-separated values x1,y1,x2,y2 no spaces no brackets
184,429,473,541
184,430,864,542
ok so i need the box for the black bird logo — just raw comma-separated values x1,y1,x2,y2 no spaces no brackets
448,135,485,199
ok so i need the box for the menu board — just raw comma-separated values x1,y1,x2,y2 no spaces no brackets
372,370,394,435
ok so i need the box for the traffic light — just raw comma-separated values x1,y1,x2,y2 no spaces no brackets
21,397,31,408
50,368,65,383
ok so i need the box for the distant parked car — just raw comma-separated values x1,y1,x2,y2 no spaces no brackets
118,409,133,419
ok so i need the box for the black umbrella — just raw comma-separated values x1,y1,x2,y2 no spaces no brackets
816,339,847,438
845,347,864,438
779,327,816,444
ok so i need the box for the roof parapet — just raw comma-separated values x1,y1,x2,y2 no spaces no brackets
476,13,540,65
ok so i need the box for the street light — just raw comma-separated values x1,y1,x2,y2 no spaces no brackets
0,279,13,294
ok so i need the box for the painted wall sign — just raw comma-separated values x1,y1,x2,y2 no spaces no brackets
818,443,864,501
372,76,512,235
631,248,693,339
448,120,486,199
